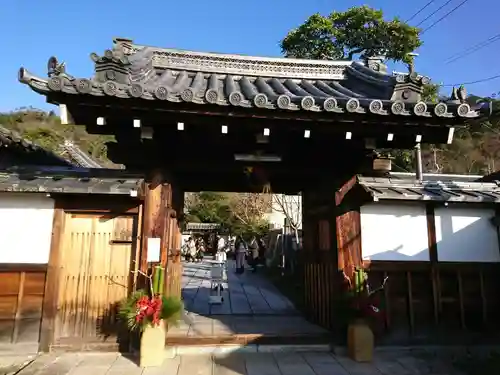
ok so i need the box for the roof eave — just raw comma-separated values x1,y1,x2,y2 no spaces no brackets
18,70,485,123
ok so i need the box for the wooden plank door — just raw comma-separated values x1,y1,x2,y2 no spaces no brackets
55,213,136,341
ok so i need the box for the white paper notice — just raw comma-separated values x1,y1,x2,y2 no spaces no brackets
147,237,161,262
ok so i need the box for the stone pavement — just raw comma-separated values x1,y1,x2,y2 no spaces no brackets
0,343,38,375
172,259,327,339
14,350,470,375
182,259,297,316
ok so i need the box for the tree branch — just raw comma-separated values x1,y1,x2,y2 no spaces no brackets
347,47,365,60
273,194,302,229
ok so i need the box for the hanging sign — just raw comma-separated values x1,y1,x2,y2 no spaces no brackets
147,237,161,263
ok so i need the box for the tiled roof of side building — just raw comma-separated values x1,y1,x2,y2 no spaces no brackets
18,38,492,120
0,169,142,195
0,125,73,167
358,175,500,203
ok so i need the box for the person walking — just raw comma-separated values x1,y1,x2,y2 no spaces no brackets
216,235,227,263
234,236,247,274
248,235,259,273
184,237,197,262
188,237,197,262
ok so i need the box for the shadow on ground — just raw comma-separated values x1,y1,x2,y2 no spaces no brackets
211,347,500,375
173,259,328,343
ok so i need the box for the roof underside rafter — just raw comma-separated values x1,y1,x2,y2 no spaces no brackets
18,38,492,122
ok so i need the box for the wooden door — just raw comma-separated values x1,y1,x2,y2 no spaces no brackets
55,213,136,341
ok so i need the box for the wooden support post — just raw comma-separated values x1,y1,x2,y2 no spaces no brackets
12,272,26,343
139,170,171,288
334,176,362,275
426,204,440,326
479,269,487,324
457,270,466,329
164,185,184,299
406,271,415,335
39,206,65,353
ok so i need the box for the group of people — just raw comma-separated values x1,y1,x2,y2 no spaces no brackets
233,235,266,274
182,236,205,263
181,233,267,274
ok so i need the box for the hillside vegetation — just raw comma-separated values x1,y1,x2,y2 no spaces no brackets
0,108,119,168
406,96,500,175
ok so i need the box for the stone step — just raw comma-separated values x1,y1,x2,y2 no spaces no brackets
173,343,333,356
165,334,332,347
165,333,333,347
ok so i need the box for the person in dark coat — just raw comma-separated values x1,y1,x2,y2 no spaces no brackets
257,237,267,266
234,236,247,274
248,236,259,273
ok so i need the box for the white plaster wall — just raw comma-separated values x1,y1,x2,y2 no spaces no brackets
360,203,430,261
435,206,500,262
0,193,55,264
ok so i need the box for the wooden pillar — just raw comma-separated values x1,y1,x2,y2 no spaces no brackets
164,186,184,299
426,203,442,328
301,190,315,254
139,171,185,299
139,170,172,286
334,176,362,277
171,186,185,258
140,170,169,269
39,206,65,352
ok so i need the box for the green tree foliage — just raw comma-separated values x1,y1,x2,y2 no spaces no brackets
184,192,232,225
185,192,270,236
280,6,500,175
281,6,421,64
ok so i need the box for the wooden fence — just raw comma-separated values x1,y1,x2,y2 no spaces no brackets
0,264,46,344
301,256,500,344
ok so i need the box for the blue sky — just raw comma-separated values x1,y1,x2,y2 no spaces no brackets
2,0,499,112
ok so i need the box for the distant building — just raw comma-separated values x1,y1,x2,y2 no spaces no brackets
264,194,302,230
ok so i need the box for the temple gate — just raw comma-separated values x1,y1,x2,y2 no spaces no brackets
19,37,493,349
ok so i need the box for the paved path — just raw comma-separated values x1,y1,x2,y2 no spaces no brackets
181,259,296,316
169,259,327,338
14,351,469,375
0,343,38,375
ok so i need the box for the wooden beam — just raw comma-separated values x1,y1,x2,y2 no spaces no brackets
39,206,65,353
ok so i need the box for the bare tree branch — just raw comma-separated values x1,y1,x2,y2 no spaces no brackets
272,194,302,230
228,193,271,229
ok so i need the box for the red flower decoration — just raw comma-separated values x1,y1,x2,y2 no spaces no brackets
134,296,163,326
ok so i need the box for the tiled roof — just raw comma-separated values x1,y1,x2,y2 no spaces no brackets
185,223,221,231
0,125,72,166
18,38,492,120
358,176,500,203
388,172,484,183
61,140,103,169
0,167,143,195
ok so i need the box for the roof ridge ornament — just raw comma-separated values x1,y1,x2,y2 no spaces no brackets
362,55,387,74
90,48,131,85
391,53,430,103
121,42,350,80
448,85,467,104
47,56,74,80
